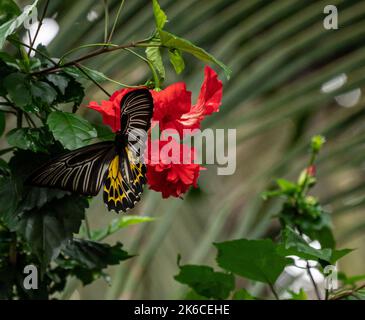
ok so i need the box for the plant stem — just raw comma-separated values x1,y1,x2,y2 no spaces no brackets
17,110,23,128
28,0,50,56
59,43,118,63
11,38,57,66
24,113,37,128
107,0,125,43
330,284,365,300
31,41,145,76
123,48,160,89
306,262,321,300
74,63,111,97
301,152,317,195
268,282,279,300
80,64,141,88
325,288,329,300
84,215,92,239
103,0,109,43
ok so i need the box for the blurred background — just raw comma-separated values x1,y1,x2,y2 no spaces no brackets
3,0,365,299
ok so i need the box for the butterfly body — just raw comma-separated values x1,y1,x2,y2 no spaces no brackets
26,89,153,213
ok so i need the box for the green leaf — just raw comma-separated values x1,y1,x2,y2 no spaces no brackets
159,30,231,79
20,187,69,212
17,195,88,266
183,290,208,300
288,289,307,300
58,239,133,285
57,77,84,108
330,248,353,264
47,111,97,150
46,74,69,95
278,226,353,264
232,288,256,300
276,178,298,194
146,45,165,80
29,57,41,71
0,158,9,175
0,0,39,49
0,52,17,66
306,226,335,249
3,72,31,108
215,239,292,284
62,239,132,269
0,0,20,25
30,81,58,105
6,128,52,153
0,112,5,137
279,226,332,262
92,215,155,241
152,0,167,30
94,123,114,141
174,265,235,299
7,149,69,212
168,48,185,74
64,66,109,83
339,273,365,286
0,176,20,230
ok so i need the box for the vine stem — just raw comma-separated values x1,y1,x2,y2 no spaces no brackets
103,0,109,43
268,282,279,300
306,262,321,300
84,216,92,239
107,0,125,43
74,63,111,97
123,48,160,89
30,40,147,76
330,284,365,300
10,38,58,66
28,0,50,56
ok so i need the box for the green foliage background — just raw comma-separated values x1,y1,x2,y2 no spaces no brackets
1,0,365,299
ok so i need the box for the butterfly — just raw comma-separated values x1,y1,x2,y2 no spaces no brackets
26,89,154,213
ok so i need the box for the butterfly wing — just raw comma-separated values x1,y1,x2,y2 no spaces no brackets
103,147,146,212
26,141,115,196
102,89,153,212
120,88,153,157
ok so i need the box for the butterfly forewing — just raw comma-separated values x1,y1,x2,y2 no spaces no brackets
26,142,115,196
120,89,153,158
26,88,154,213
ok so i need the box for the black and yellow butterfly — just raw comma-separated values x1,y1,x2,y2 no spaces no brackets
26,89,154,213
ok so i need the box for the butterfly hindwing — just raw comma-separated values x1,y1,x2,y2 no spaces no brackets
103,147,146,213
26,142,115,196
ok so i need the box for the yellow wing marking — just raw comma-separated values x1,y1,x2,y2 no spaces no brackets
103,155,126,206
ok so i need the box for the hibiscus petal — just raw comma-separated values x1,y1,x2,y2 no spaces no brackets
179,66,223,131
196,66,223,116
151,83,191,135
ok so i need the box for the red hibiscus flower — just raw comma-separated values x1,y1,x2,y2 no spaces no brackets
151,65,222,135
88,66,222,135
87,65,222,198
145,138,203,198
88,87,137,132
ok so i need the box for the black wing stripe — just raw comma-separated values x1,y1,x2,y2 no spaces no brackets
120,89,153,160
26,142,115,196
